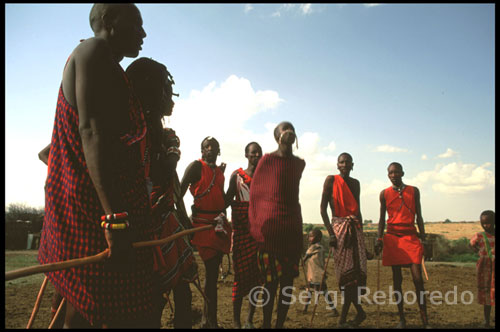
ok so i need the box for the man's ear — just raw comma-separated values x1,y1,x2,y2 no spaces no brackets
401,171,405,177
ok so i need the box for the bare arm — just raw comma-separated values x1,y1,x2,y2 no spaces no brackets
352,179,362,228
320,175,335,236
73,39,130,215
414,187,425,241
38,143,51,165
224,171,238,208
179,160,202,198
377,190,386,239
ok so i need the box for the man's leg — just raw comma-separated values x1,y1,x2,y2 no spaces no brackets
410,263,429,328
245,296,257,327
203,252,223,328
275,275,294,329
63,302,92,328
391,266,406,328
484,305,492,327
233,297,243,329
173,280,193,329
338,287,352,327
262,280,278,329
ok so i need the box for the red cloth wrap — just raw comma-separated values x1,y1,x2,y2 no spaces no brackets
189,159,231,261
38,71,154,325
332,175,359,217
382,185,423,266
248,154,305,260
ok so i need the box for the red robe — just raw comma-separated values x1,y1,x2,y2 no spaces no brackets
38,71,154,325
382,185,423,266
189,159,231,261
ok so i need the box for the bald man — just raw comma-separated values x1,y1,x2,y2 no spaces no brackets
37,4,156,328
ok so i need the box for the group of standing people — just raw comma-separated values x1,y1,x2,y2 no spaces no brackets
36,3,494,329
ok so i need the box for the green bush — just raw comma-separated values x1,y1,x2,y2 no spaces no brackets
433,236,478,262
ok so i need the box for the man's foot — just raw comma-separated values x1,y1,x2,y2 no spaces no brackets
233,322,242,329
338,321,350,328
482,320,491,328
348,311,366,327
395,320,406,329
327,308,339,317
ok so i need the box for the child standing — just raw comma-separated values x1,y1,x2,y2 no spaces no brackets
470,210,495,328
302,228,339,316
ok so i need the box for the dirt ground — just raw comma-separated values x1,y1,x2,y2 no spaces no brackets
4,251,495,329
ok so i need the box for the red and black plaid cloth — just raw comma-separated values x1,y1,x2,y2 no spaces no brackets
151,183,197,293
231,201,262,300
248,153,306,260
38,70,154,325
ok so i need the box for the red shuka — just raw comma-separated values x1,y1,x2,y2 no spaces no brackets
38,71,154,325
189,159,231,261
382,185,423,266
248,153,305,260
332,175,359,217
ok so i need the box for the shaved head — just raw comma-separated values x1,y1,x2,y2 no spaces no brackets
89,4,138,33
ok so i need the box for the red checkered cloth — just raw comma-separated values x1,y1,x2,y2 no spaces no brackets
151,184,197,293
231,200,262,300
38,70,154,325
470,232,495,305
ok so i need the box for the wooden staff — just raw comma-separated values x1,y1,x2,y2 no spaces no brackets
6,225,214,281
421,257,429,281
376,253,381,328
310,248,332,325
26,276,49,328
163,292,174,313
48,298,66,329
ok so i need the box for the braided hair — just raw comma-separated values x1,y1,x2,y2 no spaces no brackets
126,58,179,185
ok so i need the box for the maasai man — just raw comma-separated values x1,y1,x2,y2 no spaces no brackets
249,121,306,329
470,210,495,328
180,136,232,328
37,4,155,328
225,141,263,329
375,162,430,328
126,57,197,328
320,152,367,328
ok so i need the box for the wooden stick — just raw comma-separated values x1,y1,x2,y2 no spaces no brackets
310,248,332,325
163,292,174,313
193,276,210,304
377,254,381,328
421,257,429,281
48,298,66,329
26,276,49,329
6,225,214,281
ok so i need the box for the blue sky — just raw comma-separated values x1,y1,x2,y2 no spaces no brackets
5,4,495,223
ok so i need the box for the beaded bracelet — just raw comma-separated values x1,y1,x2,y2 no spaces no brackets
101,220,129,230
166,146,181,158
101,212,129,222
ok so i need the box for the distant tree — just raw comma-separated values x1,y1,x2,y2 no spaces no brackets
364,219,373,224
443,218,452,223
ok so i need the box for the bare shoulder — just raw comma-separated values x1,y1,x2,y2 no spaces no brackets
73,37,112,59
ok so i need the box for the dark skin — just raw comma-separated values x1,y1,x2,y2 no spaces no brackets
470,212,495,327
224,143,262,329
179,138,226,328
375,163,428,329
40,4,152,328
320,153,365,327
261,121,298,329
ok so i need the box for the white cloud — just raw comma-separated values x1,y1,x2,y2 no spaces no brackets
363,3,381,7
244,4,254,13
421,154,428,160
324,141,336,152
374,144,408,153
272,4,314,17
406,162,495,194
437,148,458,159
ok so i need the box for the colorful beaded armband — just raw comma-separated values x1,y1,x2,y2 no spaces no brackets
101,220,129,230
101,212,129,222
166,146,181,158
